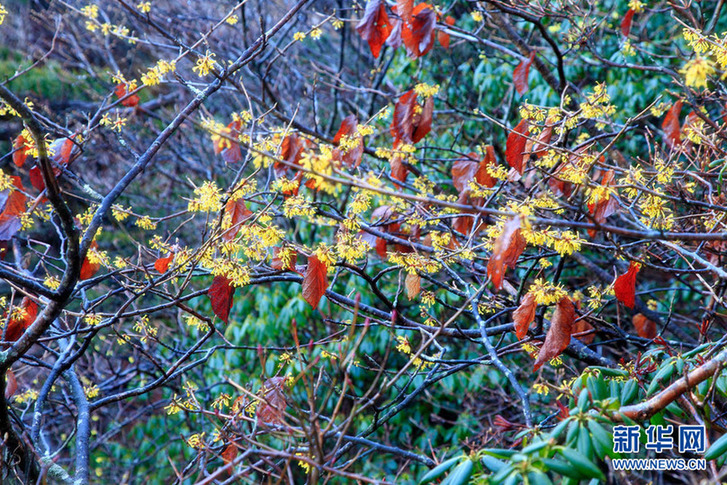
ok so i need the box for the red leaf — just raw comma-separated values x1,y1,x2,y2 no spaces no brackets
662,100,682,149
633,313,657,339
222,198,253,241
221,443,238,471
621,8,635,37
5,369,17,399
451,157,479,194
513,292,537,340
256,377,287,425
386,18,403,49
333,114,364,167
614,261,640,309
49,137,75,167
405,273,421,299
0,177,27,242
114,83,140,107
4,298,37,344
505,119,530,174
513,52,535,96
396,0,413,22
154,253,174,273
391,90,417,143
390,151,409,186
208,275,236,323
271,246,298,271
533,296,575,371
437,16,455,49
80,241,101,280
302,255,328,308
412,95,434,143
29,166,45,191
356,0,392,58
478,145,498,188
487,216,526,290
12,135,29,168
587,169,619,238
401,3,436,58
573,318,595,344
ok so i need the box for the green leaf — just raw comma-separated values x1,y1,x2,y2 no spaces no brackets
419,456,461,484
705,433,727,461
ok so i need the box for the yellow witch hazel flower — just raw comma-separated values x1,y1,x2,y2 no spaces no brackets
193,50,216,77
0,3,7,25
188,181,223,213
681,57,715,89
528,278,568,305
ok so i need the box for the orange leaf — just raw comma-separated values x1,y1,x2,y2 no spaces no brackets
222,198,253,241
487,216,526,290
154,253,174,273
451,156,480,194
271,246,298,271
396,0,413,22
513,292,537,340
573,318,595,344
12,135,28,168
333,114,364,167
4,298,37,344
4,369,17,400
437,15,455,49
513,52,535,96
356,0,392,58
587,170,619,238
256,377,287,426
208,275,236,323
401,3,436,59
0,177,27,242
302,255,328,308
533,296,575,371
662,100,682,149
221,443,238,471
614,261,640,309
114,83,140,107
49,137,75,167
391,90,417,143
405,273,421,299
505,119,530,174
633,313,657,339
412,95,434,143
80,241,101,280
621,8,635,37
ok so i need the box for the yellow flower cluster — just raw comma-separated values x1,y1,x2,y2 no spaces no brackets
639,194,674,230
301,146,336,194
100,112,127,132
388,253,441,275
135,215,157,230
0,3,7,25
133,315,158,343
528,278,568,305
395,336,432,371
193,50,216,77
44,275,61,290
184,315,208,330
579,83,616,122
522,226,583,256
414,82,440,98
283,195,315,219
111,205,132,222
188,181,223,213
141,59,176,86
84,384,100,399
